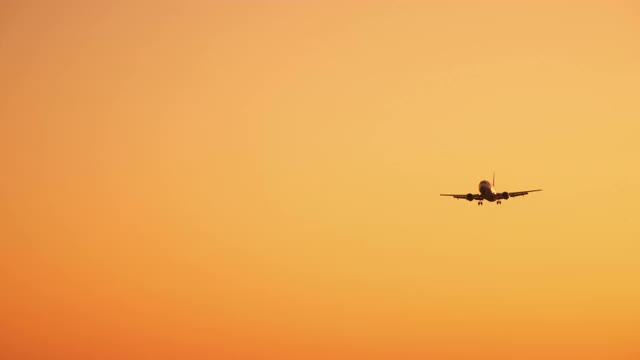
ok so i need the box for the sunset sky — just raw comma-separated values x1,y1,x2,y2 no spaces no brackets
2,1,640,359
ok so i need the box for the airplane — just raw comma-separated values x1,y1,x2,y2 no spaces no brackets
440,173,541,206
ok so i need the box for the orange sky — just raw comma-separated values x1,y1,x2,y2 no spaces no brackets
2,1,640,359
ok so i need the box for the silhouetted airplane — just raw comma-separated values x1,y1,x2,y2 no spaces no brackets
440,173,541,206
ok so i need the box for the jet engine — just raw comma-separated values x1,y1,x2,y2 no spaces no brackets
502,192,509,199
466,193,474,201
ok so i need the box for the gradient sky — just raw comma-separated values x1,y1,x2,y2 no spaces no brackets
2,1,640,359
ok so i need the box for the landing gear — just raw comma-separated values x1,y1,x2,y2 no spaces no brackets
477,201,483,206
497,200,502,205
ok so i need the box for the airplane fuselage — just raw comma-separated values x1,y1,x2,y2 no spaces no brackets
479,180,497,202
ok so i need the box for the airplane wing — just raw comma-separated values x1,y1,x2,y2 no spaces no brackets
497,189,542,199
440,193,483,200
